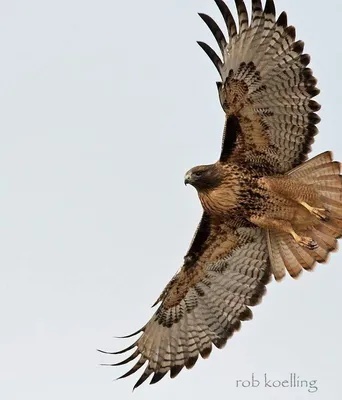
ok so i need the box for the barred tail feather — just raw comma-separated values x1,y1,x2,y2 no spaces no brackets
268,151,342,280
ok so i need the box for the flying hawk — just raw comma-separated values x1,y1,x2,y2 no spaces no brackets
100,0,342,389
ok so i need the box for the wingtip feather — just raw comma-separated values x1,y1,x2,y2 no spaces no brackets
264,0,276,15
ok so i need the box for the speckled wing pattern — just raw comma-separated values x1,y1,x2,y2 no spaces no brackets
100,215,270,388
100,0,320,389
198,0,320,172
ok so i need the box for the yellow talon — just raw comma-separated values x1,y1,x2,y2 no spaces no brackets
290,230,318,250
300,201,330,221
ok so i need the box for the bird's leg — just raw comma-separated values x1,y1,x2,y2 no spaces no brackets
249,215,318,250
299,201,330,221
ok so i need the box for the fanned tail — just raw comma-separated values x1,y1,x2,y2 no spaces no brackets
267,151,342,280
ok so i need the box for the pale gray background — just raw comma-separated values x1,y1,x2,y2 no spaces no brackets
0,0,341,399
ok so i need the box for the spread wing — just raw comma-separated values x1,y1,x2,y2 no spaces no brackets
100,215,270,389
198,0,320,172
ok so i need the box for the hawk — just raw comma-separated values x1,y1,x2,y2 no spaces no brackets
100,0,342,389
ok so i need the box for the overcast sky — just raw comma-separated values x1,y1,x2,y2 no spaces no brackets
0,0,341,399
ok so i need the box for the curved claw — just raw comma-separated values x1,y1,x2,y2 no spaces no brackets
312,207,330,222
298,236,318,250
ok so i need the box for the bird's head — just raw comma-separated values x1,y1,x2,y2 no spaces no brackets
184,163,222,191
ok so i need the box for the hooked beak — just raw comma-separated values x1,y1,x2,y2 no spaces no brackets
184,172,192,186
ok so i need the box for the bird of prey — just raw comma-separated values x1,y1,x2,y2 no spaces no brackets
100,0,342,389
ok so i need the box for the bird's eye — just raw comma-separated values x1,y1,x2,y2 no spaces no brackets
193,171,202,178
